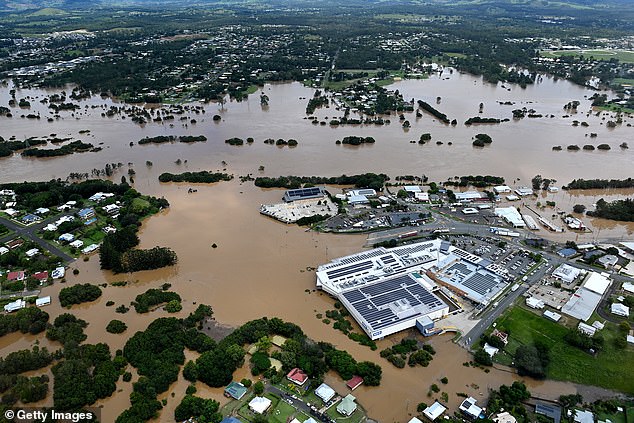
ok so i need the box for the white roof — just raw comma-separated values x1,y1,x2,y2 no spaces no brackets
623,282,634,294
483,343,499,357
552,264,583,284
494,412,518,423
494,207,525,227
611,303,630,317
627,335,634,344
82,244,99,254
493,185,511,193
0,246,9,254
36,296,51,306
415,192,429,201
583,272,611,295
4,299,26,312
70,240,84,248
563,288,602,322
408,418,424,423
526,297,544,309
404,185,422,193
620,241,634,251
455,191,482,200
460,397,483,418
423,402,447,421
248,396,272,414
544,310,561,322
59,233,75,241
574,410,594,423
52,266,65,279
315,383,336,402
348,194,369,204
578,322,597,336
25,248,39,257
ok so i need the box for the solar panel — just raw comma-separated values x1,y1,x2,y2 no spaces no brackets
326,260,373,279
342,290,366,303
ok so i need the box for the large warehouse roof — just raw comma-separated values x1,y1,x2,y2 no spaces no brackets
339,273,449,339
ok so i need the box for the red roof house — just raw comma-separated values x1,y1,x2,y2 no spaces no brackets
33,271,49,283
286,368,308,386
346,376,364,391
7,271,25,282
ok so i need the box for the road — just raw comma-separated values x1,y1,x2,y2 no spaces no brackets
0,215,74,263
266,384,317,417
366,206,634,348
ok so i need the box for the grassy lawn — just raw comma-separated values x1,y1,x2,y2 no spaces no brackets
613,78,634,86
599,104,634,114
269,400,311,423
493,306,634,393
445,52,467,59
596,411,627,423
325,404,365,423
238,393,280,422
131,197,151,214
541,49,634,64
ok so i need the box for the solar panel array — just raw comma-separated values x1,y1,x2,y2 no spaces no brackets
394,242,434,256
284,187,323,201
325,260,373,279
341,274,447,331
462,272,500,295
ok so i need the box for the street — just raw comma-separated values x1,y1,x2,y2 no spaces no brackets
0,215,75,262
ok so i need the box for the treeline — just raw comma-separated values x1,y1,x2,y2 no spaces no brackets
0,307,49,337
158,172,233,184
337,136,376,146
0,137,47,157
137,135,207,145
306,91,329,114
588,198,634,222
133,288,182,313
100,226,177,273
59,283,103,307
464,117,509,125
417,100,450,124
22,140,94,158
254,173,389,192
118,313,381,422
566,178,634,190
0,347,53,404
444,175,504,188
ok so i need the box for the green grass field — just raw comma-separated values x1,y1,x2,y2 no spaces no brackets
541,49,634,64
494,306,634,393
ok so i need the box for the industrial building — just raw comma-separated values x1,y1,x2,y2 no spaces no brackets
283,187,326,202
522,215,539,230
562,272,611,321
316,239,506,339
494,207,526,228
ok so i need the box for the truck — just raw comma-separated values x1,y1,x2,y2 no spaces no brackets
511,283,520,292
398,230,418,239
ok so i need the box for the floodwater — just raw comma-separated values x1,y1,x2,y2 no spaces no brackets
0,72,631,421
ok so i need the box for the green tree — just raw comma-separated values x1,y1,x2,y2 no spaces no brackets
253,381,264,395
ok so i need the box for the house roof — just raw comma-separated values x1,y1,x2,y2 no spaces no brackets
315,383,335,402
336,394,357,415
33,271,48,281
248,396,272,414
346,375,363,390
224,381,247,400
286,367,308,384
423,401,447,421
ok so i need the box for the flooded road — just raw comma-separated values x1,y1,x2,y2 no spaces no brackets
0,180,616,422
0,71,632,421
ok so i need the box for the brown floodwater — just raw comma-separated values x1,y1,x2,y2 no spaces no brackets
0,72,631,421
0,181,620,422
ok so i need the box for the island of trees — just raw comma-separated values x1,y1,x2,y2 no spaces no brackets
417,100,450,124
138,135,207,145
254,173,389,192
566,178,634,190
158,172,233,184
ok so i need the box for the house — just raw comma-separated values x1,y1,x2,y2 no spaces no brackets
33,271,48,283
286,368,308,386
408,418,424,423
224,381,247,400
4,208,19,217
493,185,512,194
51,267,65,279
248,396,272,414
77,207,95,220
82,244,99,254
35,207,50,215
578,322,597,337
514,187,534,196
89,192,115,202
491,329,509,345
21,214,41,224
493,412,517,423
70,240,84,249
598,255,618,268
611,303,630,317
4,299,26,313
348,194,369,205
25,248,40,258
574,410,595,423
346,375,363,391
36,296,51,307
59,233,75,242
0,246,9,255
423,401,447,421
7,270,26,281
315,383,336,403
43,223,58,232
103,204,121,215
103,225,117,234
5,238,24,249
336,394,357,416
535,401,562,423
483,343,499,357
459,397,483,419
